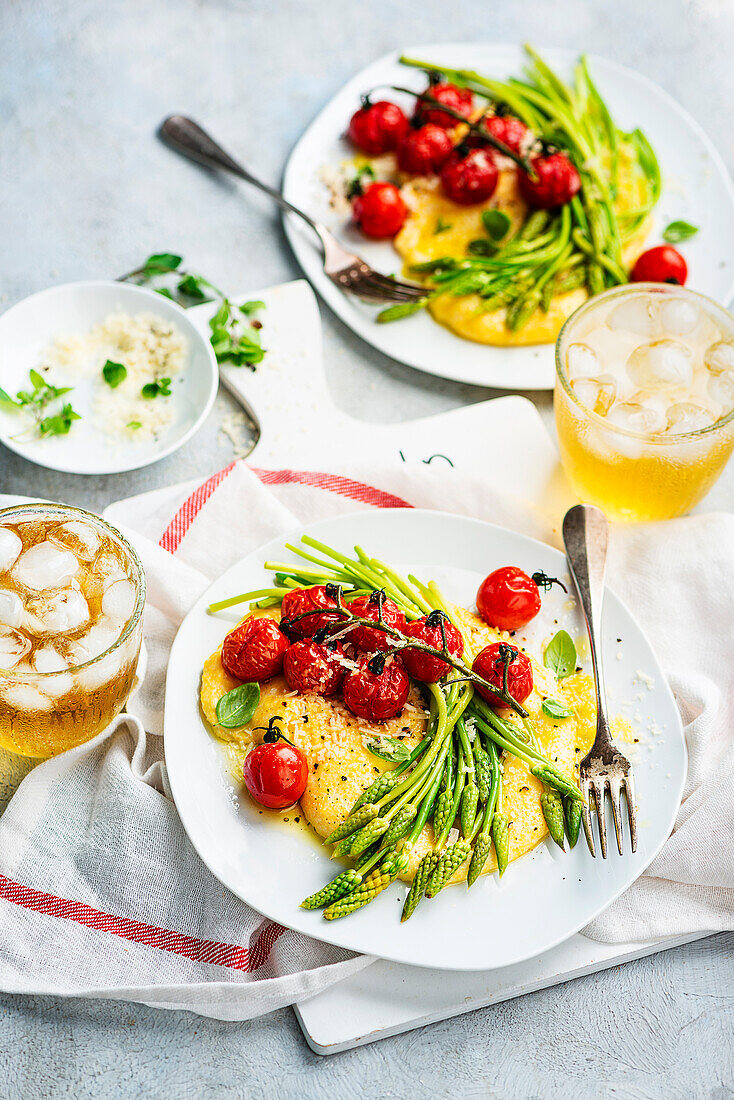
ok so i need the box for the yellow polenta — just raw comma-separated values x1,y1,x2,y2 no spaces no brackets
200,607,596,885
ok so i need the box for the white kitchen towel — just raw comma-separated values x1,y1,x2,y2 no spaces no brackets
0,460,731,1021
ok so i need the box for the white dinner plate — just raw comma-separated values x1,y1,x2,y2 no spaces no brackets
0,281,218,475
282,44,734,390
164,509,686,971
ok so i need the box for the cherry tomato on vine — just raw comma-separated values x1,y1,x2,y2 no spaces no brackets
280,585,343,639
416,82,474,128
472,642,533,707
221,616,290,682
630,245,688,286
476,566,541,632
396,124,454,175
342,656,410,721
347,99,409,155
283,639,345,696
440,148,499,205
482,114,529,155
346,593,406,652
401,610,464,683
353,181,408,238
519,152,581,209
243,740,309,809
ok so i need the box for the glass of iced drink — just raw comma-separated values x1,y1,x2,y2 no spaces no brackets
555,283,734,521
0,504,145,758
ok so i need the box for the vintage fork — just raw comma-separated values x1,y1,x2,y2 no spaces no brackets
562,504,638,857
159,116,427,305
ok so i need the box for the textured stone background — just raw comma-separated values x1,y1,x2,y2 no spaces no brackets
2,0,733,1096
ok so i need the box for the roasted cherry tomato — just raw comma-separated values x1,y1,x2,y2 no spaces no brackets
221,616,290,682
401,610,463,683
346,592,406,652
519,152,581,209
482,113,529,155
342,655,410,721
396,124,454,176
416,82,474,128
283,639,345,696
440,148,499,205
280,585,343,639
476,567,541,632
472,642,533,707
630,245,688,286
347,98,409,155
353,181,408,239
243,739,308,809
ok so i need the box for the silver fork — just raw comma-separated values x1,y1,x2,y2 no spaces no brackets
158,116,427,305
562,504,637,858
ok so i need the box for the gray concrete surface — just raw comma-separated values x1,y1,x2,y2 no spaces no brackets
1,0,733,1096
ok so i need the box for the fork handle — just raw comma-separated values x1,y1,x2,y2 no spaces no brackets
562,504,611,738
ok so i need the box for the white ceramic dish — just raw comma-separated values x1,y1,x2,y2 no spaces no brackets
282,44,734,390
0,280,218,474
164,509,686,971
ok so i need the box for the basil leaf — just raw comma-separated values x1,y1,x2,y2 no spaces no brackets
127,420,142,430
239,300,265,316
541,698,574,719
216,682,260,728
102,359,127,388
434,216,453,235
29,368,46,392
482,209,511,241
543,630,577,679
177,274,209,301
467,238,497,257
141,377,172,399
365,736,412,763
144,252,182,271
0,386,20,410
38,404,81,437
376,299,428,324
662,220,698,244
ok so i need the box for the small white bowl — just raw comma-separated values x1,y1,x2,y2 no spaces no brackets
0,280,218,475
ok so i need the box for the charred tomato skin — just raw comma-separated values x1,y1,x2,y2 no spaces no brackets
346,593,407,652
519,152,581,209
400,612,464,683
280,585,344,639
353,181,408,238
472,642,533,707
396,124,454,176
243,741,309,809
630,245,688,286
342,656,410,722
440,148,499,205
476,567,541,632
416,82,474,128
283,639,345,697
221,616,290,682
347,99,410,155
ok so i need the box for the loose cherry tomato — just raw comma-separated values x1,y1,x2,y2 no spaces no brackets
472,642,533,707
440,148,499,205
221,616,290,682
346,592,406,652
630,245,688,286
519,152,581,209
347,98,410,155
283,639,345,696
476,567,541,632
342,655,410,721
477,114,529,155
243,739,308,809
353,181,408,239
396,124,454,175
416,82,474,129
280,585,344,639
401,610,463,683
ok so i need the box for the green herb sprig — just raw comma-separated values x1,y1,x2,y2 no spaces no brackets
0,369,81,438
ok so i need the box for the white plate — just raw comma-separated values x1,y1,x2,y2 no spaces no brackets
0,280,218,474
164,509,686,971
282,44,734,390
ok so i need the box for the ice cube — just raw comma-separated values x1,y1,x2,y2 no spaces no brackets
703,340,734,376
658,298,700,336
607,297,657,336
74,619,121,660
92,551,127,584
101,578,136,623
626,340,694,390
571,374,617,416
0,589,23,629
0,626,32,670
12,542,78,592
665,403,715,434
707,371,734,414
77,651,123,691
24,584,90,635
30,647,73,697
0,679,53,713
606,401,665,434
567,343,601,381
48,520,100,562
0,527,22,574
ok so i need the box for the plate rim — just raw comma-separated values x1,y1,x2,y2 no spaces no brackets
164,507,687,970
